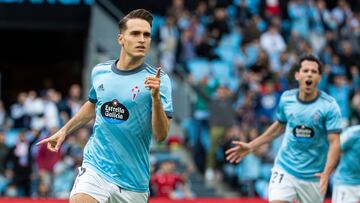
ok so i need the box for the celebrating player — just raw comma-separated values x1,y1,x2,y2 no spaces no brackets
226,54,342,203
37,9,173,203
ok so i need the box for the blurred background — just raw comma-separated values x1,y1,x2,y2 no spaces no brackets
0,0,359,202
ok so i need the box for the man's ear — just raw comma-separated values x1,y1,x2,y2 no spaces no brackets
294,71,299,81
118,33,123,46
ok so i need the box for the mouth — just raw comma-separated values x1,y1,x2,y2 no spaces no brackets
305,80,313,86
136,46,146,50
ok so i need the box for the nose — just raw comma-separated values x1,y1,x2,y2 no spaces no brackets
139,35,145,43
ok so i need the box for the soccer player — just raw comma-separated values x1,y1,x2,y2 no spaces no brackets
36,9,173,203
226,54,342,203
332,125,360,203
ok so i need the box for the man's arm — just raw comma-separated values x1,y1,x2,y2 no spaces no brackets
145,66,171,142
226,121,285,163
36,101,95,152
248,121,286,149
315,133,340,195
152,97,170,142
61,101,95,135
323,133,341,175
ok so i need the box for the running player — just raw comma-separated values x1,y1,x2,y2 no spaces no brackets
37,9,173,203
226,54,342,203
332,125,360,203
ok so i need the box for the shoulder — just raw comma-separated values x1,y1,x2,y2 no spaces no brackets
319,91,337,105
144,64,168,78
92,60,115,74
280,89,297,100
344,125,360,135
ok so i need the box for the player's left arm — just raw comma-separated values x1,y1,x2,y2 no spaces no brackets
324,133,341,177
315,133,340,195
145,66,172,142
152,97,170,142
316,100,342,195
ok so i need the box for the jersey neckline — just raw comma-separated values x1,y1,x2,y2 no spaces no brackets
111,59,146,75
296,89,321,104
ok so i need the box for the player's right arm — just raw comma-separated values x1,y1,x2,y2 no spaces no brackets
36,101,95,152
226,121,285,164
226,91,288,164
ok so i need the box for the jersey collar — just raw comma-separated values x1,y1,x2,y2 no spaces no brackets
111,59,146,75
296,89,321,104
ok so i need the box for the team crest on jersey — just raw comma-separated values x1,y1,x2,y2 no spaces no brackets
314,112,319,125
292,125,314,142
131,86,140,101
100,99,129,124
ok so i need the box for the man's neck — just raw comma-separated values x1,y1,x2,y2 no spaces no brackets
298,89,319,102
117,52,143,71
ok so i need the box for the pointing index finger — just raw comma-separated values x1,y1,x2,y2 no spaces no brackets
36,138,49,146
155,66,161,78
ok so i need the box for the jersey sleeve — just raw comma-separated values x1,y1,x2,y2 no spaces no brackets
160,74,174,118
275,92,287,124
325,101,342,134
340,127,359,151
88,68,98,103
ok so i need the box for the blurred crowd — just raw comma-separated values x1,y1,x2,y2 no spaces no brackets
0,0,360,200
0,84,88,198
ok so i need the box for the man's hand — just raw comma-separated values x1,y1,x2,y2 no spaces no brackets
225,141,252,164
315,172,329,195
36,130,66,152
145,66,161,98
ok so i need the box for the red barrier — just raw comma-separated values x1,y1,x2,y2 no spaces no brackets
0,198,332,203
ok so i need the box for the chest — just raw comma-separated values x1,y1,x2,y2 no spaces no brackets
93,73,151,105
284,102,325,127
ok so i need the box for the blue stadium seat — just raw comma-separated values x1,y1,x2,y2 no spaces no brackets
210,60,233,83
187,58,211,81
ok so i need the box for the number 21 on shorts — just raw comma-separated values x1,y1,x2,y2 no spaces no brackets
271,171,284,184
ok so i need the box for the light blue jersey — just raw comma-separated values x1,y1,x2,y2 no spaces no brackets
275,89,342,181
82,60,173,192
334,125,360,185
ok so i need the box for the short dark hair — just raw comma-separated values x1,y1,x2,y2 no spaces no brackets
118,9,153,33
297,54,322,74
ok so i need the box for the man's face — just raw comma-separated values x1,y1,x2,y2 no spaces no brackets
295,60,321,94
118,18,151,59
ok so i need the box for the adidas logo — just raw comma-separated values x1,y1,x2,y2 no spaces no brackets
97,84,104,91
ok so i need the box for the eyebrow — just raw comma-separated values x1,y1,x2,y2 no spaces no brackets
129,30,151,35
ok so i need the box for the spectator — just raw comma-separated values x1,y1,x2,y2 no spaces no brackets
159,15,179,73
66,84,83,117
151,160,193,199
5,130,39,196
187,75,216,173
255,79,281,126
10,92,29,129
260,22,286,72
203,84,241,182
35,128,61,172
288,0,310,40
339,41,360,80
208,7,229,43
52,155,77,198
